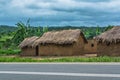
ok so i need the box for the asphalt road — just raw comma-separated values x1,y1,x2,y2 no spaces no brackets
0,63,120,80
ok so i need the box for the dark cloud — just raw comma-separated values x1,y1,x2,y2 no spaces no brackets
0,0,120,26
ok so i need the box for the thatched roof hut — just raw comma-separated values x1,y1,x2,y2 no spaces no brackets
94,27,120,44
94,27,120,56
19,36,39,48
33,29,87,47
19,29,88,56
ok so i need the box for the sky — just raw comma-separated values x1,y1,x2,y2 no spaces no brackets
0,0,120,27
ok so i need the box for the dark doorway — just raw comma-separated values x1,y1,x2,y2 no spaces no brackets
36,46,39,56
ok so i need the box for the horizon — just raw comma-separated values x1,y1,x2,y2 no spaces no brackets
0,0,120,27
0,24,113,27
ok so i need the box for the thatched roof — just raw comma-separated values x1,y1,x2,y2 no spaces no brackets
94,27,120,44
33,29,87,47
19,36,39,48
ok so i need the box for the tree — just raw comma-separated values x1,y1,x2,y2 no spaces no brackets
43,26,48,33
36,27,42,36
104,25,113,31
95,25,101,36
12,19,30,45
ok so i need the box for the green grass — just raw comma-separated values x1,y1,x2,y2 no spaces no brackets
0,49,21,55
0,56,120,62
0,35,13,42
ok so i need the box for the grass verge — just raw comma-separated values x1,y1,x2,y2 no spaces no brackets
0,56,120,62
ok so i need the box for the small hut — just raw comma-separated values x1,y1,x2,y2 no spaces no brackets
94,26,120,56
33,29,87,56
19,36,39,56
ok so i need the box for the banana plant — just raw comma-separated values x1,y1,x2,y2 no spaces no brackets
12,19,30,45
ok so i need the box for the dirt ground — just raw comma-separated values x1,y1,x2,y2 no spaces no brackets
22,53,97,60
1,54,97,60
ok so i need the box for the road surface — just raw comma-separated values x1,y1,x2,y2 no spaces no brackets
0,63,120,80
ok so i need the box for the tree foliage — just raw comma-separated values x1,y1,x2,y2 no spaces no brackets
104,25,113,31
12,22,28,45
12,19,49,45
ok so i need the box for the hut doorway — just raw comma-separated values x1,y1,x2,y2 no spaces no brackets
36,46,39,56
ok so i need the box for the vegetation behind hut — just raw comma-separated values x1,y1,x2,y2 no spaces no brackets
94,26,120,44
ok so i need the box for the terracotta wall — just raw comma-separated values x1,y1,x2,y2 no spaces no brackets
21,47,36,56
97,43,120,56
38,36,85,56
84,40,97,54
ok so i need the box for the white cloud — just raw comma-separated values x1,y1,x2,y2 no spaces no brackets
0,0,120,26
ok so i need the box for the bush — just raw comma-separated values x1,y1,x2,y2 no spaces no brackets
0,49,21,55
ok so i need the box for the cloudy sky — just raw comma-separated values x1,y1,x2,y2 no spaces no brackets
0,0,120,26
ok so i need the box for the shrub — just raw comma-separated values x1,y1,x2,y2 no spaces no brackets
0,49,21,55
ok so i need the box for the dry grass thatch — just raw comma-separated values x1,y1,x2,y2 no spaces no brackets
94,26,120,44
33,29,87,47
19,36,39,48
